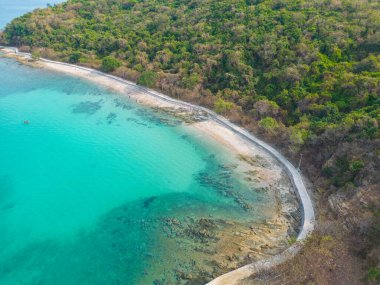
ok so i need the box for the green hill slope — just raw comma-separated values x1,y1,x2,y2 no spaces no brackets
1,0,380,283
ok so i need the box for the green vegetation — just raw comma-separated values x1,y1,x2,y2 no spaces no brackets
137,70,157,87
259,117,278,131
101,56,121,72
366,267,380,283
0,1,379,280
287,235,297,245
214,98,234,114
69,51,81,63
322,156,366,187
31,50,41,60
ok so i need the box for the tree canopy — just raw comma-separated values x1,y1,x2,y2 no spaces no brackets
1,0,380,280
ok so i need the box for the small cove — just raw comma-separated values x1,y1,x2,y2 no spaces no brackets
0,57,299,284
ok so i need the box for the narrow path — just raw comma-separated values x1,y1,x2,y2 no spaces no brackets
1,47,316,285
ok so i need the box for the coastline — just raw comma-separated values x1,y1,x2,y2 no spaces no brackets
0,47,315,284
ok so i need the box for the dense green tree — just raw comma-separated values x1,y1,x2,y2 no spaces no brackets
137,70,157,87
101,56,121,72
69,51,81,63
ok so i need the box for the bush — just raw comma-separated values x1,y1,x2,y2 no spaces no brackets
31,50,41,60
101,56,121,72
349,160,364,172
259,117,279,130
254,99,279,117
214,98,234,114
69,51,81,63
288,236,297,245
182,73,201,89
122,0,138,10
366,267,380,282
289,127,308,146
137,70,157,87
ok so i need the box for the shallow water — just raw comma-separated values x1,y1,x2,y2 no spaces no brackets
0,58,277,284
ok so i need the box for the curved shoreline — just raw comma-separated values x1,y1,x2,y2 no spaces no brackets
1,46,315,284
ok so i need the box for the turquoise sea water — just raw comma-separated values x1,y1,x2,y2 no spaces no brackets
0,0,63,29
0,57,275,284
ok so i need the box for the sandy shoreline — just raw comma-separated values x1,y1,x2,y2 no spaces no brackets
0,47,315,285
1,48,285,186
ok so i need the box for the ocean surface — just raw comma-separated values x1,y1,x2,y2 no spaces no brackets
0,57,276,284
0,0,63,29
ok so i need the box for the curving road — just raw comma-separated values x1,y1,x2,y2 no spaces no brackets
1,46,316,285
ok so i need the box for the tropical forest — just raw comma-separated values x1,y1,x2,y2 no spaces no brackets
1,0,380,284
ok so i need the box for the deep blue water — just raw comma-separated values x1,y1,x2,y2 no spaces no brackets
0,0,63,29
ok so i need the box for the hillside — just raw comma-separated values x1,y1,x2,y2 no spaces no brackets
1,0,380,284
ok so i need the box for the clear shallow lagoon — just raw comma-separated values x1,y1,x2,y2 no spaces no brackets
0,57,276,284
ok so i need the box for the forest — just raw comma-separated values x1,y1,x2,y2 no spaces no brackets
1,0,380,283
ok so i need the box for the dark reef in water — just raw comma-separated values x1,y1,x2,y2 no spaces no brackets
72,100,103,115
113,98,134,110
106,112,117,124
